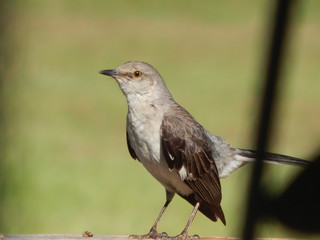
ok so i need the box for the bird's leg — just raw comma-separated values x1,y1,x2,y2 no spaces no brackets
170,202,200,240
146,200,170,238
130,191,174,239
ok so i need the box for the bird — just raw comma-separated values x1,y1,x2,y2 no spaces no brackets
99,61,309,240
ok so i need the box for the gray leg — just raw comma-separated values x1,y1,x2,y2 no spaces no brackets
177,202,200,240
130,191,175,239
164,202,200,240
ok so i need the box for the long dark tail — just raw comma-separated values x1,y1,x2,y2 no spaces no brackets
238,149,309,167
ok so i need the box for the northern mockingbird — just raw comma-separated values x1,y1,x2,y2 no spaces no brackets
99,61,308,240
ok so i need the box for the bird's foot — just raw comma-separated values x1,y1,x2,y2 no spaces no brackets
129,229,168,239
129,228,199,240
187,234,200,240
155,233,200,240
162,233,200,240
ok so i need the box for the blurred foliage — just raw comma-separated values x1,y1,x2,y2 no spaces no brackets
0,0,319,238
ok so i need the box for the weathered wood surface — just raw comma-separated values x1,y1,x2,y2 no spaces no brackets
0,234,305,240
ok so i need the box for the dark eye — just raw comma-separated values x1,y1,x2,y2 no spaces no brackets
133,71,142,78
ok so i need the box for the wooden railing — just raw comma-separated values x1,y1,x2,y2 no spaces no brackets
0,234,306,240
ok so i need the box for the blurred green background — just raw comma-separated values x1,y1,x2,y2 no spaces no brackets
0,0,319,238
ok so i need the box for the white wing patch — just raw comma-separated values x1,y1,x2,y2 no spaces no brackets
178,165,194,180
178,165,188,180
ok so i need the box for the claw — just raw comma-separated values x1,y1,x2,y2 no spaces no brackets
160,232,168,237
167,234,200,240
188,234,200,239
129,232,200,240
129,229,161,239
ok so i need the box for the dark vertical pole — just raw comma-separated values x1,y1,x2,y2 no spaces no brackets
242,0,297,239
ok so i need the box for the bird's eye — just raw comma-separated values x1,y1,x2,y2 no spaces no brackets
133,71,142,78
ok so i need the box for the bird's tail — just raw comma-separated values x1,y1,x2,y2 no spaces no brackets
238,149,309,167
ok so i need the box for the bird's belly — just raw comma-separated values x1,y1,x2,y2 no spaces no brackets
127,113,193,196
141,155,193,196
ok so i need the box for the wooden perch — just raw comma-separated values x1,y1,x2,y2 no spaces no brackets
0,234,307,240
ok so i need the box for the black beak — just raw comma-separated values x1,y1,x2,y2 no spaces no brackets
99,69,118,77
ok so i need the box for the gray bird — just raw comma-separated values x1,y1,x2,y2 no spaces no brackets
99,61,308,239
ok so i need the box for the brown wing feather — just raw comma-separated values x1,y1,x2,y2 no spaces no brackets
161,111,226,225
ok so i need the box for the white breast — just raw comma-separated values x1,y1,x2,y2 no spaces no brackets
126,98,162,163
126,95,193,196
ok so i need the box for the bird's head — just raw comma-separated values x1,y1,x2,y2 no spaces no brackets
99,61,172,101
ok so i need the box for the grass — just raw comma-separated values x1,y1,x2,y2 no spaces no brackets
1,0,319,238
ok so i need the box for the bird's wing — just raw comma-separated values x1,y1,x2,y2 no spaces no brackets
126,131,139,161
161,113,225,224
